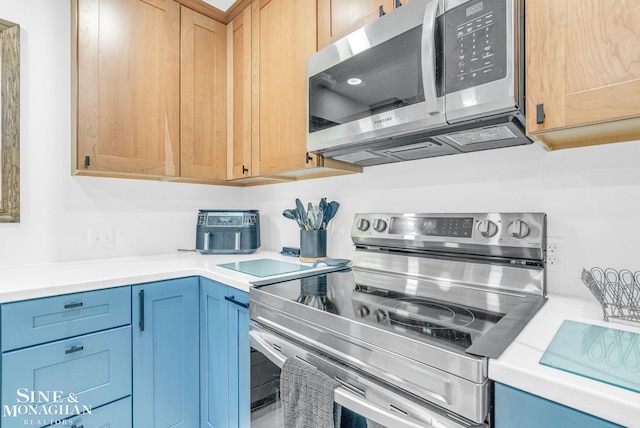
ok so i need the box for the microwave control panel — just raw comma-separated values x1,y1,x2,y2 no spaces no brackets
444,0,508,94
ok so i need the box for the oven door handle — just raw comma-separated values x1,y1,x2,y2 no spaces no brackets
249,328,471,428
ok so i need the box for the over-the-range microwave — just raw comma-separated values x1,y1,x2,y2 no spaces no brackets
306,0,529,166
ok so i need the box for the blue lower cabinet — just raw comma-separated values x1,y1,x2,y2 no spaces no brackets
1,326,131,428
494,382,623,428
45,396,133,428
132,277,200,428
200,278,250,428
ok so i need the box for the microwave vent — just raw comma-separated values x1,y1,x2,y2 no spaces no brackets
441,126,518,147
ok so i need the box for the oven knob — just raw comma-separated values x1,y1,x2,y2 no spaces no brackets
355,305,370,318
356,218,370,231
477,220,498,238
373,219,387,232
507,220,531,239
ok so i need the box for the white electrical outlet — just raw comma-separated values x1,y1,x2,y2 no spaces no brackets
89,228,115,249
546,236,566,272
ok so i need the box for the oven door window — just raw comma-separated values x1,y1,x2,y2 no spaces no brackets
251,348,283,426
250,348,374,427
309,26,429,133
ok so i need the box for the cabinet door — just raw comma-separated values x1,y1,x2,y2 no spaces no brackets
180,6,228,181
200,278,250,428
526,0,640,148
317,0,393,49
228,288,250,427
494,383,622,428
228,7,254,179
252,0,318,175
200,278,229,428
132,278,199,428
75,0,180,177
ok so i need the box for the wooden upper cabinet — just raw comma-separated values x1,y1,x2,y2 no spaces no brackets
228,7,253,180
526,0,640,149
75,0,180,177
317,0,410,50
180,6,227,181
252,0,317,175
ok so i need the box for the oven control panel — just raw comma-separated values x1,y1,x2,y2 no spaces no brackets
352,213,546,258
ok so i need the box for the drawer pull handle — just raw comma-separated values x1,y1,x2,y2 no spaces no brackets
139,289,145,332
65,346,84,355
64,302,83,309
225,295,249,309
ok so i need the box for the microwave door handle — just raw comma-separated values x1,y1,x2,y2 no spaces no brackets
421,0,440,114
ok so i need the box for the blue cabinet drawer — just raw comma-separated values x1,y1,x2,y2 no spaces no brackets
1,286,131,351
48,396,132,428
1,326,132,428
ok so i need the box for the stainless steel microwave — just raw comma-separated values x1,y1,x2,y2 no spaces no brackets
306,0,529,166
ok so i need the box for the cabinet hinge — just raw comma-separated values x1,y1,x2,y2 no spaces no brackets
84,155,91,168
536,103,545,125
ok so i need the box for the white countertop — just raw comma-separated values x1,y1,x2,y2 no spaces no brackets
3,253,638,426
0,250,336,303
489,294,640,427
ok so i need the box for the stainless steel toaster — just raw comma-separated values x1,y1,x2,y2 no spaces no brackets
196,210,260,254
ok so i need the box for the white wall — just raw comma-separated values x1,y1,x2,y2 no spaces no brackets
0,0,247,266
2,0,640,300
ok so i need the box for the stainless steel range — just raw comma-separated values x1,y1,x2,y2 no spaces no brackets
249,213,547,427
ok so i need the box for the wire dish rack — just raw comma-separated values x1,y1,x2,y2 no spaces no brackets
582,268,640,324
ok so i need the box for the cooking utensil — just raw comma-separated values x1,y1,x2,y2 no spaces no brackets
292,208,305,230
295,198,307,229
322,200,339,228
307,205,323,230
284,208,306,230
